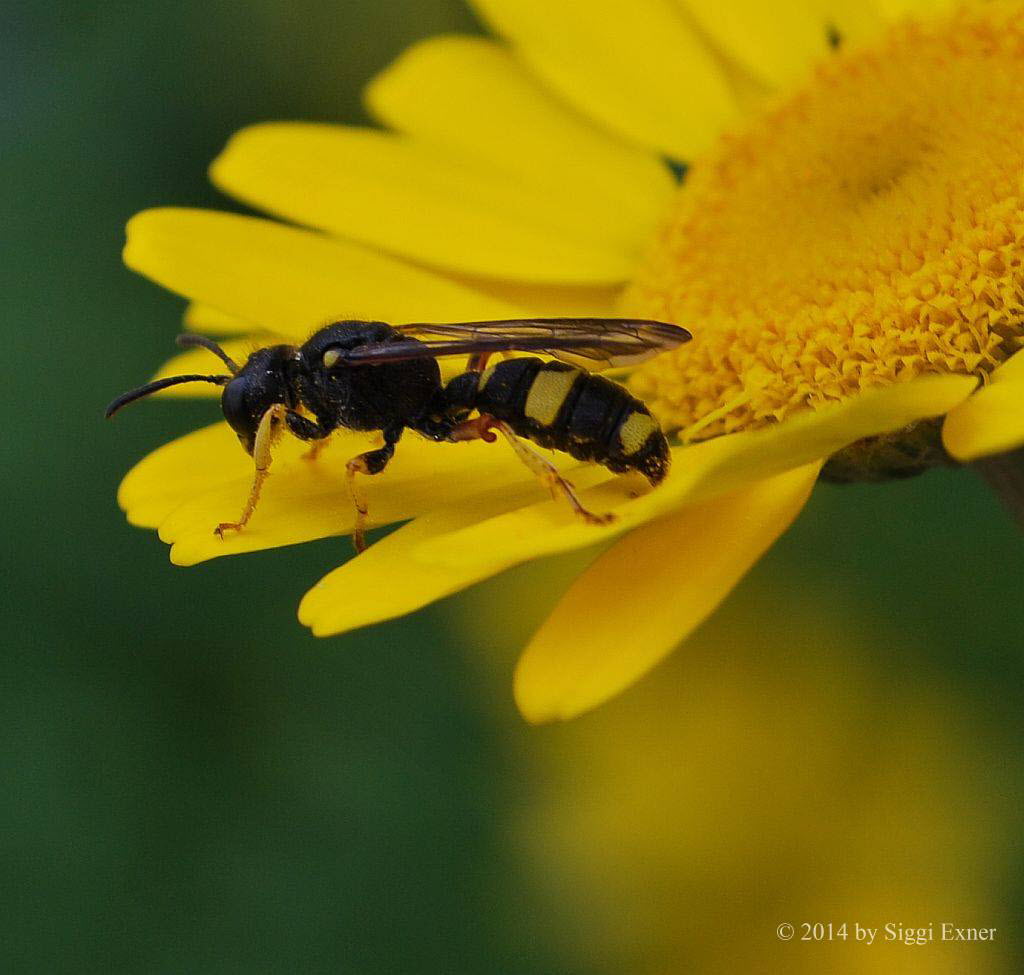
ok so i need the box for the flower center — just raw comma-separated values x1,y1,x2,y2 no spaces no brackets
623,3,1024,455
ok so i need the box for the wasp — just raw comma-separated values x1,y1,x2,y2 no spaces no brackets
106,318,691,551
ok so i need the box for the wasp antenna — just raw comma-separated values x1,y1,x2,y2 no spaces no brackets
176,333,240,374
105,374,231,418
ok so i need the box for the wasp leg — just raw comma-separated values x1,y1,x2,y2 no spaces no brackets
301,438,330,462
455,415,614,526
466,352,490,372
447,414,499,443
283,411,331,461
346,428,402,554
215,403,288,537
466,350,514,372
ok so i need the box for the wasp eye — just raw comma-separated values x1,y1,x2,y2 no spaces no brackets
322,348,343,369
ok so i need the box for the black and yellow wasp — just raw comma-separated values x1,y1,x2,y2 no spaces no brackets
106,317,691,551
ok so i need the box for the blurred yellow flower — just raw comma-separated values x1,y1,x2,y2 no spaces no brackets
502,580,1017,973
115,0,1024,720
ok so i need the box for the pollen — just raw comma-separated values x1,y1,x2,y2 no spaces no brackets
624,2,1024,442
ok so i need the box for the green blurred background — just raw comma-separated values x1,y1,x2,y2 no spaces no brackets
5,1,1024,971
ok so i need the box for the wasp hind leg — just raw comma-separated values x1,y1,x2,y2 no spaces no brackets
346,427,402,554
452,415,614,527
215,403,288,538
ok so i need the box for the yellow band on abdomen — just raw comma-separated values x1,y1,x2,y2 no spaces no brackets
618,411,659,455
524,368,579,427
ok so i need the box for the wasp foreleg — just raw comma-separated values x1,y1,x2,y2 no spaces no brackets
215,403,288,538
346,427,402,554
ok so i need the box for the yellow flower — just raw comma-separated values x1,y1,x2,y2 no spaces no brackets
116,0,1024,722
493,580,1017,972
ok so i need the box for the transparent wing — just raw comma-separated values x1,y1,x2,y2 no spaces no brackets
336,318,691,369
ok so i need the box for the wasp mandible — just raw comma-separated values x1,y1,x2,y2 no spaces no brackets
107,318,691,551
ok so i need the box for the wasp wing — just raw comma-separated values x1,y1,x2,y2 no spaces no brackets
336,318,690,369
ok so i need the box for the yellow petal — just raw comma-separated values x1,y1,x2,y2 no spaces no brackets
147,335,279,399
469,0,739,159
124,208,525,339
514,463,820,722
987,346,1024,385
366,36,674,234
447,278,622,319
299,480,604,637
681,0,883,89
117,421,396,533
210,124,638,284
117,423,253,528
183,302,255,335
942,382,1024,461
127,429,597,566
942,351,1024,461
418,375,976,574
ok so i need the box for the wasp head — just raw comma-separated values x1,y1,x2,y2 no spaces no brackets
220,345,299,454
105,334,299,457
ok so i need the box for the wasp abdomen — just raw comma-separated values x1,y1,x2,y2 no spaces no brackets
448,358,670,485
